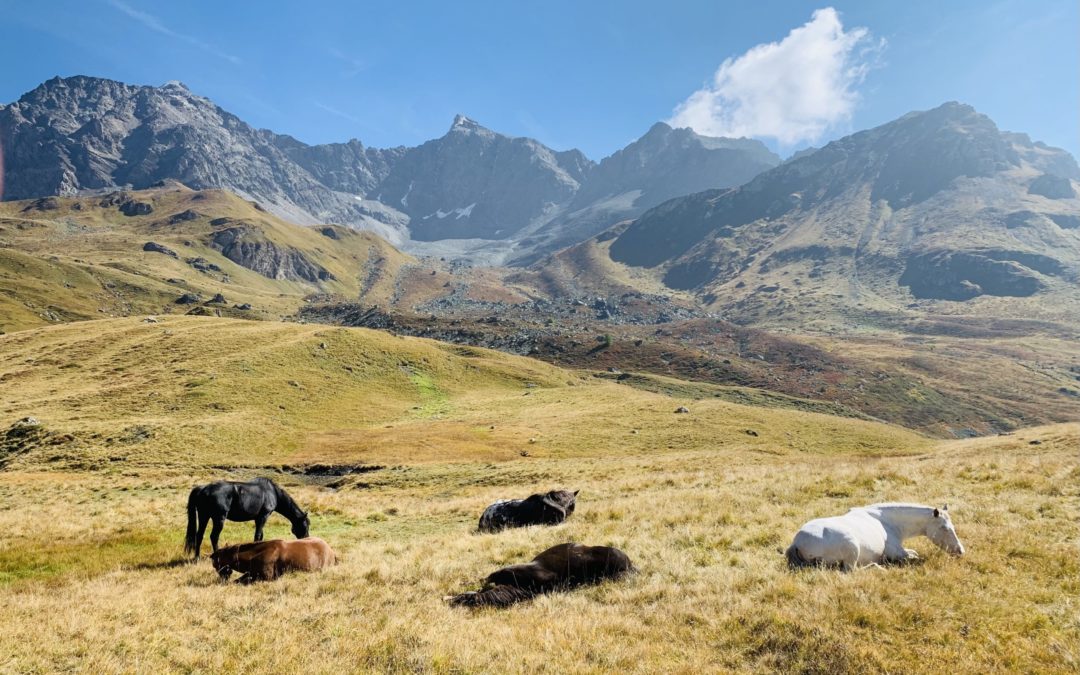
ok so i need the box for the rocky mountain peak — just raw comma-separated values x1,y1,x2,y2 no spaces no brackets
16,75,134,108
376,113,593,241
448,114,490,136
451,113,474,127
641,121,674,139
568,120,780,210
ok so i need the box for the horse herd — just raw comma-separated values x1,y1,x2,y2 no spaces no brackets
184,477,965,607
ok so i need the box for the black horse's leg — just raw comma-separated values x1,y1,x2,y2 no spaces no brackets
194,511,210,559
254,514,268,542
209,517,225,553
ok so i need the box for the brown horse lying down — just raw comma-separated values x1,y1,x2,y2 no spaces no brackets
211,537,336,583
449,542,634,607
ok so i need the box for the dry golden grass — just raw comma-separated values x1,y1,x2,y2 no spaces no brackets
801,332,1080,436
0,318,1077,673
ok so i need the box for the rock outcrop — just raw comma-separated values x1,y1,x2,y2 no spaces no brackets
209,227,333,282
1028,173,1076,199
899,250,1060,300
142,241,178,257
119,200,153,216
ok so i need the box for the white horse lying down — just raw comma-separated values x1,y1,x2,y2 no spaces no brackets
786,503,964,570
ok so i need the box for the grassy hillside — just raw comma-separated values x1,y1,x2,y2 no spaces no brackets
0,317,1076,672
0,317,918,469
0,186,417,332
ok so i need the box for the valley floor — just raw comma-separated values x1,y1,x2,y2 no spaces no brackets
0,318,1077,673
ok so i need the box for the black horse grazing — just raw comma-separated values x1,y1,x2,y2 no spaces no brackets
185,477,310,559
477,489,578,532
449,542,634,608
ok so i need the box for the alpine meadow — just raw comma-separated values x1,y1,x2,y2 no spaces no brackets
0,2,1078,673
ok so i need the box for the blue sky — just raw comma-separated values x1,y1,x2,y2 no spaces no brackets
1,0,1076,159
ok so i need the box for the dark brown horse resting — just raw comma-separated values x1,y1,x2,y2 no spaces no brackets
477,489,578,532
185,477,309,559
448,543,634,608
211,537,337,583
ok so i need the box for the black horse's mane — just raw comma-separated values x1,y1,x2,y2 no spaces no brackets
267,479,306,520
449,585,536,608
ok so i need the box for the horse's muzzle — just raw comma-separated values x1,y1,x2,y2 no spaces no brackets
216,565,233,581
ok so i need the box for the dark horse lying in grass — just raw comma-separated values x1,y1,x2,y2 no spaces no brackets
211,537,336,583
477,489,578,532
185,477,309,559
448,542,634,607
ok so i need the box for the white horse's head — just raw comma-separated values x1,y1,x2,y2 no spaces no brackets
924,505,964,556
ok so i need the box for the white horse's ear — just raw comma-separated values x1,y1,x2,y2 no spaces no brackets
573,490,580,497
942,504,949,511
933,509,940,518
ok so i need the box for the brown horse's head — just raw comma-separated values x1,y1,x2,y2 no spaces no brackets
210,546,236,581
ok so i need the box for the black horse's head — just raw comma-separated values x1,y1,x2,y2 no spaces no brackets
292,513,310,539
546,489,579,515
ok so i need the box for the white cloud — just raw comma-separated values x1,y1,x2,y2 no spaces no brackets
668,7,881,145
314,101,363,125
106,0,241,65
328,48,368,79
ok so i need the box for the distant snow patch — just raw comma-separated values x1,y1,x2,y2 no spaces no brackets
422,203,477,220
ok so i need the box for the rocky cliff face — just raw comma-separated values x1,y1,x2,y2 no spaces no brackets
375,115,595,241
271,135,405,197
209,226,334,282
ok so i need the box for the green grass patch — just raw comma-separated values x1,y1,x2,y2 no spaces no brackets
407,370,451,418
0,529,177,587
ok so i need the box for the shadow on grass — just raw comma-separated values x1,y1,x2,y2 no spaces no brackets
124,557,193,572
783,555,929,573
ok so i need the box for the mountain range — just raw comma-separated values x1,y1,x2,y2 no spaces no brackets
554,102,1080,327
0,76,777,262
3,76,1078,330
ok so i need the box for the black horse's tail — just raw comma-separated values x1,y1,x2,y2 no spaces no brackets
448,585,535,608
184,487,201,555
